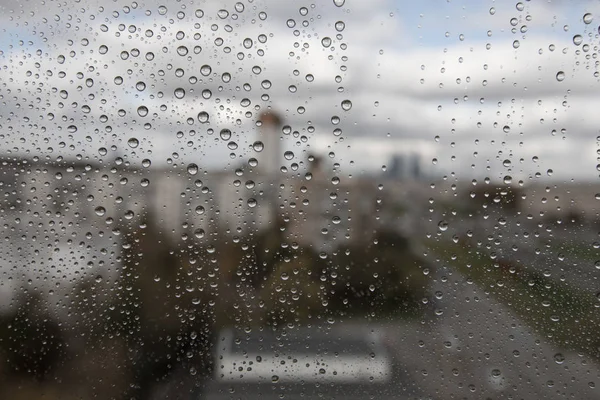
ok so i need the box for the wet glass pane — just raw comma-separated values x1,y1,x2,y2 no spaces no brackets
0,0,599,399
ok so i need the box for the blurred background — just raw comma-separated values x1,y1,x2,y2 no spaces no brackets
0,0,599,399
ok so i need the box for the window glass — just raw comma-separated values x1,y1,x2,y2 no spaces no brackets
1,0,599,399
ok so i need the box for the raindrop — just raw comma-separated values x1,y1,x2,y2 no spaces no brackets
573,34,583,46
220,129,232,140
284,151,294,160
252,141,264,152
218,9,229,19
136,81,146,91
128,138,140,148
197,112,209,123
137,106,149,117
556,71,565,81
200,64,212,76
583,13,593,24
335,21,345,31
333,0,345,7
553,353,565,364
187,163,199,175
341,99,352,111
195,206,205,215
174,88,185,99
438,221,448,231
248,198,257,208
177,46,189,56
321,37,332,47
95,206,106,216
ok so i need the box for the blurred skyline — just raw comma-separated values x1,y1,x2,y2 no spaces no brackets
0,0,599,183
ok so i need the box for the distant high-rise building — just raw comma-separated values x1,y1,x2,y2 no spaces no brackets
388,154,405,180
409,153,421,180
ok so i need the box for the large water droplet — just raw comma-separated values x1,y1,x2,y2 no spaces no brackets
220,129,232,140
95,206,106,216
137,106,149,117
200,64,212,76
174,88,185,99
341,99,352,111
187,163,199,175
583,13,593,24
556,71,565,81
128,138,140,148
253,141,264,152
333,0,345,7
197,111,209,123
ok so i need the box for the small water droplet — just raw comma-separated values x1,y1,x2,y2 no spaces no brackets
438,221,448,231
556,71,565,81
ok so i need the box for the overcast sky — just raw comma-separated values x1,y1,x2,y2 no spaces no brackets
1,0,599,184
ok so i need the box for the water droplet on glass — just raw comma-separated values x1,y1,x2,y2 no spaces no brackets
321,37,332,47
187,163,199,175
556,71,565,81
218,9,229,19
201,64,212,76
248,198,257,208
284,151,294,160
197,111,209,123
253,141,264,152
177,46,189,56
573,34,583,46
95,206,106,216
438,221,448,231
341,99,352,111
333,0,345,7
220,129,232,140
583,13,593,24
174,88,185,99
128,138,139,148
553,353,565,364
